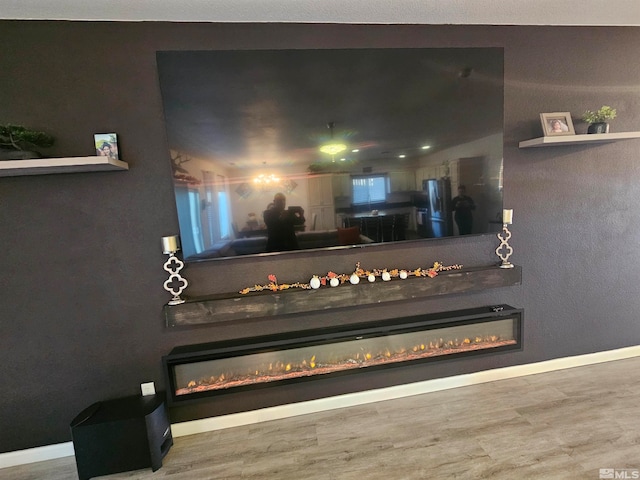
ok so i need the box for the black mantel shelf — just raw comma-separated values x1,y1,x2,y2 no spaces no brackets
164,265,522,328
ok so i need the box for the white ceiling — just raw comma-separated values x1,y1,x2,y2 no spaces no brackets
1,0,639,25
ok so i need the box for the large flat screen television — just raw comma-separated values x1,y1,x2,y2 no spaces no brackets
156,47,504,262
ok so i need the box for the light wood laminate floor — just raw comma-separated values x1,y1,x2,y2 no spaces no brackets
4,356,640,479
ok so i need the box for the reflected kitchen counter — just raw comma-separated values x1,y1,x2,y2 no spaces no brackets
344,211,411,242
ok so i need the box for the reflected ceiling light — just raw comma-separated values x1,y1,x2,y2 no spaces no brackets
319,121,347,156
253,173,280,185
398,154,406,159
351,149,360,153
421,145,431,150
320,143,347,155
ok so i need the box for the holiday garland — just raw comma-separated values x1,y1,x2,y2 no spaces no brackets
239,261,463,295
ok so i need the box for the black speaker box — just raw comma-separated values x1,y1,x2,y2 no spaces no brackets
70,393,172,480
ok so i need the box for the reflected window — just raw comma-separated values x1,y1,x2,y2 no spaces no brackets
352,175,388,205
204,189,216,244
202,172,231,245
188,190,204,253
218,191,230,239
175,186,203,258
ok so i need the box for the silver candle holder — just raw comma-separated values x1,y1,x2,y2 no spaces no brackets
162,235,188,305
496,209,514,269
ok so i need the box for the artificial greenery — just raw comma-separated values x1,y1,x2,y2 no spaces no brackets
0,124,55,151
581,106,617,124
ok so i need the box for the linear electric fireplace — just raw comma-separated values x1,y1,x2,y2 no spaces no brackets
163,305,522,405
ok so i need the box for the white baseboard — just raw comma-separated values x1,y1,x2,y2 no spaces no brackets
3,345,639,469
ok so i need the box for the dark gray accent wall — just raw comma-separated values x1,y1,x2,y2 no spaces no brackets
1,22,639,453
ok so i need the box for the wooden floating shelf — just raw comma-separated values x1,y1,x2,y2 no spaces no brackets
0,156,129,177
519,131,640,149
164,265,522,328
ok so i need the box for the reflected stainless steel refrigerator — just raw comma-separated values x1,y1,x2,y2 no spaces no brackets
416,178,453,238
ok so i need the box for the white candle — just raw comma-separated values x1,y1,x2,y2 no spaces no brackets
502,209,513,225
162,235,180,254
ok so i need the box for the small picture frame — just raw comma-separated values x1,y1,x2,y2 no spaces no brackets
540,113,575,137
94,133,119,159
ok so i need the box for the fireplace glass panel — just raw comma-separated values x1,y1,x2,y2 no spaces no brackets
164,306,522,402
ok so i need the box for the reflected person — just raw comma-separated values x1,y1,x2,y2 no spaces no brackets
451,185,475,235
264,193,305,252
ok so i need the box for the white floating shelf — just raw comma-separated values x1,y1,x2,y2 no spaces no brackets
519,131,640,149
0,156,129,177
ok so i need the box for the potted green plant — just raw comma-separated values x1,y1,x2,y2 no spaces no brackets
0,124,55,159
581,105,617,134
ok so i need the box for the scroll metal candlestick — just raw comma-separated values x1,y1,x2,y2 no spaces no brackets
496,209,514,269
161,235,188,305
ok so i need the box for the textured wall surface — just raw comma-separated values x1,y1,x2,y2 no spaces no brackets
1,22,639,453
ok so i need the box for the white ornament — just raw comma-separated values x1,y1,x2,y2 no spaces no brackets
368,274,376,283
382,271,391,281
330,277,340,287
349,273,360,285
399,270,408,279
310,276,321,289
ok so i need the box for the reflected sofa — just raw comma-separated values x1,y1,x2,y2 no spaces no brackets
190,229,374,259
